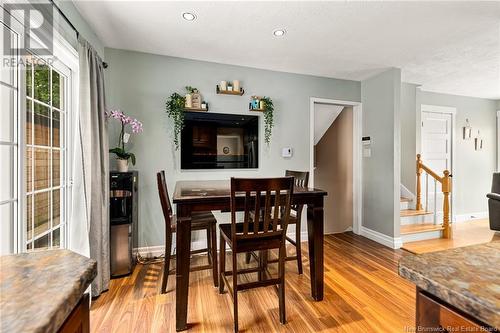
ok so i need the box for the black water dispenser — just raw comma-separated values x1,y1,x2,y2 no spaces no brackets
110,171,138,277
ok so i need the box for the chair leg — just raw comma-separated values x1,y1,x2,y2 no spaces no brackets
278,245,286,324
232,250,239,333
161,230,172,294
258,251,263,281
207,227,212,266
211,224,218,287
295,221,303,275
219,236,225,294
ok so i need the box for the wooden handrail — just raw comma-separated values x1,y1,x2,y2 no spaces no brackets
415,154,452,239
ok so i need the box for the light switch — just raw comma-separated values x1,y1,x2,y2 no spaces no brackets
282,147,293,158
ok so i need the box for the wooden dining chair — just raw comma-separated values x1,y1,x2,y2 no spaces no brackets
246,170,309,274
218,177,294,332
282,170,309,274
157,171,218,294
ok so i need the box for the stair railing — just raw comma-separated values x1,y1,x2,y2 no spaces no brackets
416,154,452,239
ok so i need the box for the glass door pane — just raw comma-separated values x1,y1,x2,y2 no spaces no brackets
25,55,69,250
0,203,13,254
0,20,19,255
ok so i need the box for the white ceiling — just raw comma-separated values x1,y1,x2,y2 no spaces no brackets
314,104,343,145
73,1,500,99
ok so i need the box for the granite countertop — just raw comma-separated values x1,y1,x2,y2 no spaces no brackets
0,249,97,333
399,242,500,329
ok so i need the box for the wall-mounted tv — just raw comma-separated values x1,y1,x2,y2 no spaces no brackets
181,112,259,169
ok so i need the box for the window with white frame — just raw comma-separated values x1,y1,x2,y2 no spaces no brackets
25,56,71,250
1,6,77,254
0,21,20,255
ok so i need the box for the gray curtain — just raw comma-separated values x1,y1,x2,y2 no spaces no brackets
77,36,109,296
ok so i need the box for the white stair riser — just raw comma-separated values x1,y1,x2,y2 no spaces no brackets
402,230,442,243
400,201,410,210
400,214,434,225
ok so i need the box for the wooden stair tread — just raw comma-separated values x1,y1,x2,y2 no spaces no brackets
401,223,444,235
400,209,433,217
400,197,411,202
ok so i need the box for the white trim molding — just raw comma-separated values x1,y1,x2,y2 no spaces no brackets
454,211,489,223
360,226,402,249
309,97,363,236
497,110,499,171
135,231,310,258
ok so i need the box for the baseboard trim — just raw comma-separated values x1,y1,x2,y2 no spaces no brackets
454,211,488,223
360,226,402,249
135,231,310,259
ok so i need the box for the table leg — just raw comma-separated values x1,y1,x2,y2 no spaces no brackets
176,204,192,331
307,201,324,301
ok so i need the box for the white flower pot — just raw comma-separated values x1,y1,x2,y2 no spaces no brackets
116,158,129,172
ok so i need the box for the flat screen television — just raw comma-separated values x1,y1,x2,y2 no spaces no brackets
181,112,259,169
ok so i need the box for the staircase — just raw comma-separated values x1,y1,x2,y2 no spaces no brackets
400,154,452,244
400,197,445,242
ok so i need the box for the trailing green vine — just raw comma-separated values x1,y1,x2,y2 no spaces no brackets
165,92,186,150
261,96,274,145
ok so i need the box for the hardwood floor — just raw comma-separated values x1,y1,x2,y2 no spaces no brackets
402,219,500,254
90,233,416,332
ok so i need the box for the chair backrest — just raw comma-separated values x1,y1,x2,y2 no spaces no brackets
230,177,294,243
285,170,309,212
492,173,500,194
157,171,173,232
285,170,309,188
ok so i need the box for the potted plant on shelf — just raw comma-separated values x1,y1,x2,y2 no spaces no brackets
107,109,143,172
165,92,186,150
260,96,274,145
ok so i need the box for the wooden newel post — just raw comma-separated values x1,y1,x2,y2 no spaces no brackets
416,154,423,210
441,170,452,239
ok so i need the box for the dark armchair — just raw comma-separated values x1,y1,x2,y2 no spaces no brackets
487,173,500,231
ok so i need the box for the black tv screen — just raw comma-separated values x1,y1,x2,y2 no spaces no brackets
181,112,259,169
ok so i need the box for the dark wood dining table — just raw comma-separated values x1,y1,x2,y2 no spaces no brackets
172,180,327,331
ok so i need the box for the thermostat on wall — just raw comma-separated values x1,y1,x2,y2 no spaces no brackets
282,147,293,158
362,136,372,158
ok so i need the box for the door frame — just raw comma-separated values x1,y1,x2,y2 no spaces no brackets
497,110,499,171
309,97,363,235
420,104,456,222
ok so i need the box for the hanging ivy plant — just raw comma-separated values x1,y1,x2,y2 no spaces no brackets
165,92,186,150
261,96,274,145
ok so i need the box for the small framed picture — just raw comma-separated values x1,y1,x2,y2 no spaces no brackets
463,119,472,140
475,137,483,151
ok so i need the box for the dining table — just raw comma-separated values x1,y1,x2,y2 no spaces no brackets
172,179,327,331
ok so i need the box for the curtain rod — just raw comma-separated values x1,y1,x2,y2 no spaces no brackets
49,0,108,68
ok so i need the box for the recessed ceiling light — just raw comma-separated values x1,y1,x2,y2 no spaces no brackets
273,29,286,37
182,12,196,21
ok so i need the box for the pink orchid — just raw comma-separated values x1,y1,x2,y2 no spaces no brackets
106,108,143,133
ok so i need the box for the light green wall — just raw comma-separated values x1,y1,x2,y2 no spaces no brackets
420,91,498,216
104,47,361,248
400,82,419,194
361,68,401,238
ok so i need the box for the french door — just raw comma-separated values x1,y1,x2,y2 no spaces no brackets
0,16,21,255
24,55,71,250
1,5,76,254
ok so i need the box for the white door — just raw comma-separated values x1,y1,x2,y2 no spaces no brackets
421,106,454,218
